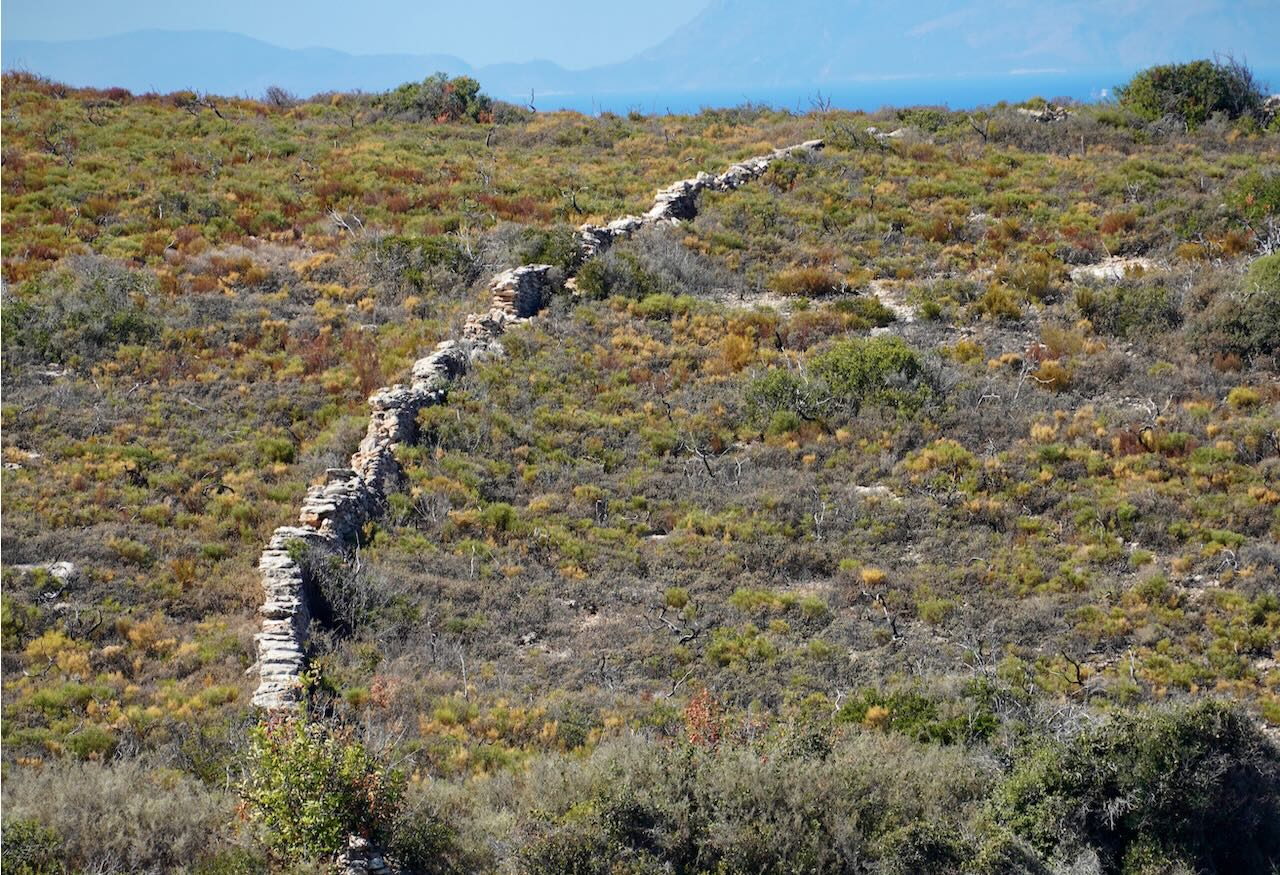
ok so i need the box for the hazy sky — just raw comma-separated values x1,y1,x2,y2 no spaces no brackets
0,0,711,68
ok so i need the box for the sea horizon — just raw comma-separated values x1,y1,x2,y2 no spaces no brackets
510,68,1280,115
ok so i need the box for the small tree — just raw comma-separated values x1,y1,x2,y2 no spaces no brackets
262,85,297,109
240,715,401,864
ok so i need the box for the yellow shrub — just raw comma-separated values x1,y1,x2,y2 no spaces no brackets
860,567,887,586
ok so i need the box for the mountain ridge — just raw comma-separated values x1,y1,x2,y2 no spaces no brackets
3,2,1278,101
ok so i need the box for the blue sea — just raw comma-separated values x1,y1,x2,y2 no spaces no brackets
518,69,1280,115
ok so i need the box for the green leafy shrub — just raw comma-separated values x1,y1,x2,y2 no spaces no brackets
745,368,829,427
241,716,402,864
992,700,1280,873
1227,171,1280,226
1190,277,1280,362
1,818,62,875
1116,58,1266,129
1244,252,1280,291
875,821,973,875
834,686,996,744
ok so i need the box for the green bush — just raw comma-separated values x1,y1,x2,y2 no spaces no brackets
992,700,1280,873
1116,59,1266,129
389,808,474,875
1,818,62,875
811,334,928,416
745,368,829,428
378,73,493,122
240,716,402,864
1075,281,1182,339
874,821,972,875
1244,252,1280,291
1191,279,1279,362
1227,171,1280,226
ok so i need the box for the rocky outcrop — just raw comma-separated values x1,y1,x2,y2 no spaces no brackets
1017,104,1072,123
252,140,825,710
1069,256,1159,284
341,835,396,875
488,264,555,318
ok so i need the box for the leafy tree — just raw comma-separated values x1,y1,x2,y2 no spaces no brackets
240,716,401,864
1116,57,1267,129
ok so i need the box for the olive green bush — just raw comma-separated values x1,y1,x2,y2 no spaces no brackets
2,256,159,367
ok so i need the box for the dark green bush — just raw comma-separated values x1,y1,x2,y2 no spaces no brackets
831,295,897,328
363,234,477,294
389,809,474,875
992,700,1280,873
1116,58,1266,129
811,334,928,416
745,368,829,428
574,250,661,301
517,225,585,273
874,821,973,875
1190,279,1279,363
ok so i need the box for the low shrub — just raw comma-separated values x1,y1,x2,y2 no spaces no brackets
769,266,843,296
1,759,236,873
1075,280,1182,339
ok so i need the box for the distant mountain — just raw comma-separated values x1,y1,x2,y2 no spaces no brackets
3,3,1278,101
604,0,1280,89
0,30,571,99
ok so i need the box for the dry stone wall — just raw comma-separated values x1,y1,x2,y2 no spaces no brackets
251,139,824,710
577,139,823,256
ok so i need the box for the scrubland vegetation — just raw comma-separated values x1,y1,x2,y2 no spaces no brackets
2,64,1279,873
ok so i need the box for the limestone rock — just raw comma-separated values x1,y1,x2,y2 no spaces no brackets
576,139,823,258
1070,256,1158,284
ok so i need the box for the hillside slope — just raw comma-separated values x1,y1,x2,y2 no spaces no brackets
1,73,1278,873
